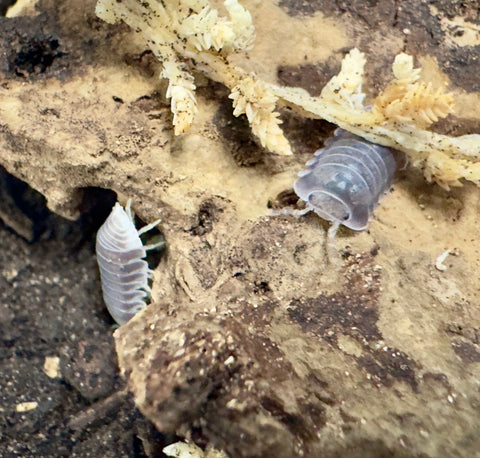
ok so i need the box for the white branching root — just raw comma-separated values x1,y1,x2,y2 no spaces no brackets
161,61,198,135
320,48,367,112
372,53,455,128
96,0,257,137
230,75,290,155
96,0,480,187
272,51,479,188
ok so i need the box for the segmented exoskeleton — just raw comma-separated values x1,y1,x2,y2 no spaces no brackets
294,129,397,233
95,200,164,325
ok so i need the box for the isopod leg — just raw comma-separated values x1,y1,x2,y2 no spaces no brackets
326,221,341,266
144,240,166,251
137,217,162,236
327,221,340,240
125,198,134,221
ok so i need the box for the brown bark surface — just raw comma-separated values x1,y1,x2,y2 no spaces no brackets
0,0,478,456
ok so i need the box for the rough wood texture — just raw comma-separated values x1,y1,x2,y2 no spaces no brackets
115,198,479,457
0,0,478,456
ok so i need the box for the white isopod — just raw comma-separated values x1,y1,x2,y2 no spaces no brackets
293,129,397,233
95,200,164,325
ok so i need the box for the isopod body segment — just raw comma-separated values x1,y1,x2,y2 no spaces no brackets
96,201,163,325
294,129,396,231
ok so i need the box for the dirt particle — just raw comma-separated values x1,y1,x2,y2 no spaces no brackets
278,0,331,16
124,50,158,78
61,338,118,402
452,340,480,364
357,349,417,390
280,111,336,158
9,35,65,77
189,200,222,236
253,280,271,295
394,0,480,91
289,253,417,389
212,94,265,166
278,61,341,96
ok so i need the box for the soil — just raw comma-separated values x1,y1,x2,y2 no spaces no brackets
0,176,171,456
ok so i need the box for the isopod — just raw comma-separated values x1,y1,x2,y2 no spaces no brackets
95,200,164,325
293,129,396,232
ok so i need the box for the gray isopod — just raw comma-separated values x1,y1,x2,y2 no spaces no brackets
95,200,163,325
293,129,396,231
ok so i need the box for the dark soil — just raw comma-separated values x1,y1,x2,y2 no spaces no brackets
0,172,168,457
